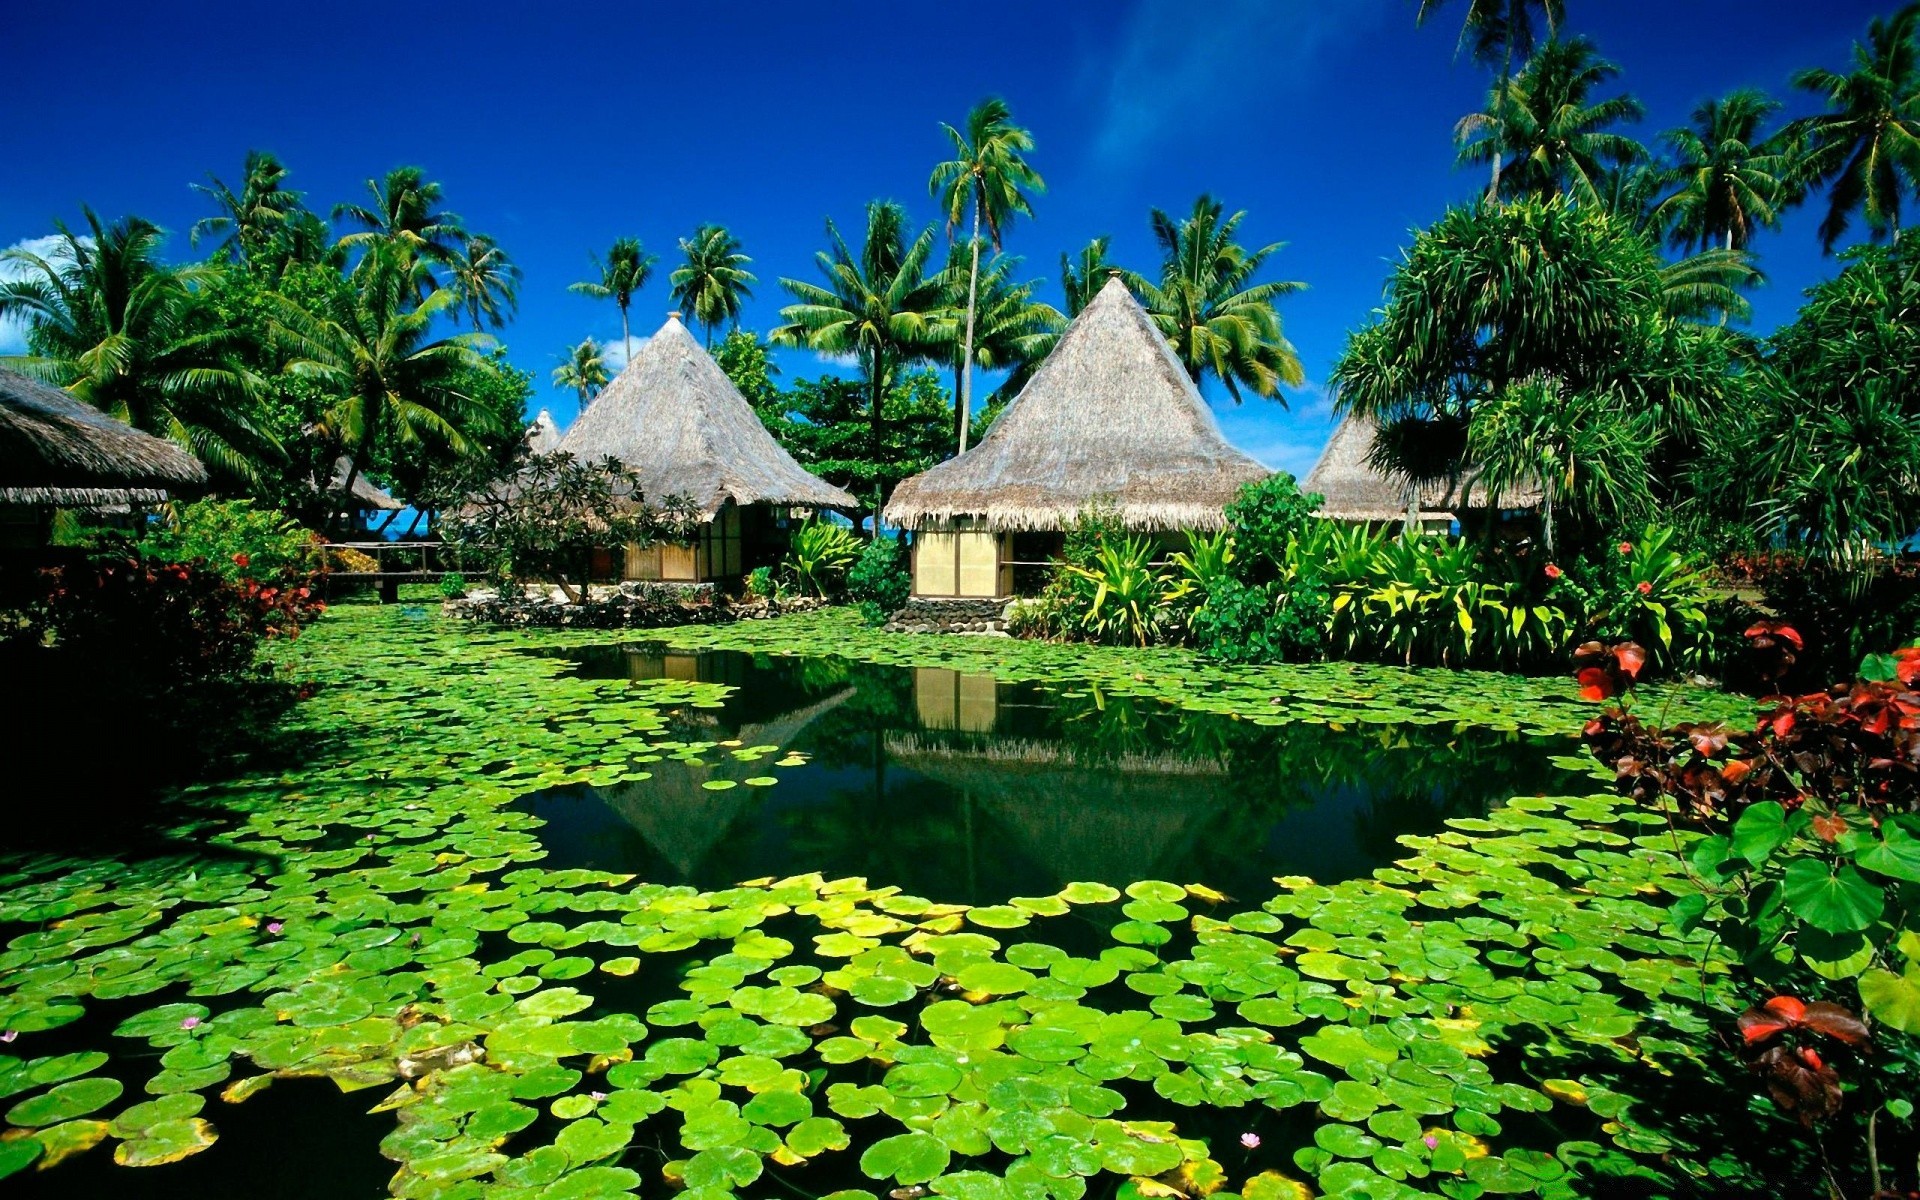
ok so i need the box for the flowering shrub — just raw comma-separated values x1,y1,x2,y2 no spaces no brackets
141,499,321,586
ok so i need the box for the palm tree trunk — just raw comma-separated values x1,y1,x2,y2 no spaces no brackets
870,352,886,541
620,306,632,368
958,202,983,455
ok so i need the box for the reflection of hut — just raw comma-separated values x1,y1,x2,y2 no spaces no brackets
525,409,563,457
0,367,207,543
885,277,1270,599
556,314,855,586
1304,414,1539,530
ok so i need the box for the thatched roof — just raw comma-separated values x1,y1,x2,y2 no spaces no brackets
0,367,208,506
885,276,1271,533
1303,413,1542,523
555,316,855,521
320,456,403,511
525,409,563,456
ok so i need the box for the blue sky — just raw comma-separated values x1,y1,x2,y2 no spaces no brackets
0,0,1896,478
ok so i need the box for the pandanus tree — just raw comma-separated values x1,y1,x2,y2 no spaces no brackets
1456,37,1648,205
553,337,610,409
333,167,467,289
1655,89,1798,253
773,201,946,529
669,225,757,347
189,150,304,265
928,98,1045,453
1416,0,1565,196
1122,195,1304,403
0,209,279,483
273,243,487,505
1788,3,1920,252
570,237,656,368
447,234,522,332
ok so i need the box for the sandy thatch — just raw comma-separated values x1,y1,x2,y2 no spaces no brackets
525,409,563,457
556,315,855,521
320,456,403,511
1303,413,1543,523
0,367,208,506
885,276,1271,533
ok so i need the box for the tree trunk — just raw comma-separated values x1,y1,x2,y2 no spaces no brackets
621,307,632,369
958,202,983,455
870,352,886,541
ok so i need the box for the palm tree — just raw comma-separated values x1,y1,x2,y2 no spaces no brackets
553,337,610,408
447,234,522,331
1456,37,1647,205
1788,4,1920,252
1060,236,1115,318
935,244,1063,428
272,243,486,504
190,150,303,264
928,98,1045,453
570,238,656,367
333,166,467,285
773,201,946,526
1655,89,1796,253
669,225,757,347
1417,0,1566,195
0,209,279,483
1122,196,1304,402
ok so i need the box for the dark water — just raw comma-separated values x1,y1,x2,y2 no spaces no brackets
514,644,1588,903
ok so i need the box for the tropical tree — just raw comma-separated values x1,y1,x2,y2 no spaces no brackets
570,237,656,367
1060,236,1116,318
935,244,1063,423
772,201,947,527
0,209,279,482
1464,376,1655,553
1456,37,1647,204
1788,4,1920,252
553,337,610,408
669,225,756,347
272,243,487,504
1655,89,1797,253
447,234,522,332
1416,0,1566,195
1122,196,1304,402
929,97,1046,453
333,166,467,284
189,150,303,265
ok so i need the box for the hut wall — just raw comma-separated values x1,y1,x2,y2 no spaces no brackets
910,523,1010,599
623,505,747,584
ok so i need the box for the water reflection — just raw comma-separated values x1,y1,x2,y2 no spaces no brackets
516,644,1585,902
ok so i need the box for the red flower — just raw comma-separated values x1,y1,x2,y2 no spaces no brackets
1544,564,1563,579
232,553,250,568
1636,580,1652,594
1618,542,1633,555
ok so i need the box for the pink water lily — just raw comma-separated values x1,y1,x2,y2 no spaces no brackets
266,922,284,935
0,1031,15,1044
590,1091,608,1102
181,1016,202,1031
1239,1133,1260,1149
1424,1135,1439,1149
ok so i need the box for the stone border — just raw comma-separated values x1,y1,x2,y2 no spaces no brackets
883,597,1014,635
446,582,829,629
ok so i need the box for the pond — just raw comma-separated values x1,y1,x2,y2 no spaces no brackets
517,644,1591,902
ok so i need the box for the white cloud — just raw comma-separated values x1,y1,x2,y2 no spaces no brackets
598,332,648,373
1089,0,1392,168
1215,379,1337,479
0,234,72,355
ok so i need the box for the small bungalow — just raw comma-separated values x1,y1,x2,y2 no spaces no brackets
0,366,207,547
1302,413,1541,533
554,314,855,586
885,275,1271,599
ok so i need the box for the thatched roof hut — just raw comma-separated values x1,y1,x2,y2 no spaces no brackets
0,367,207,506
556,315,854,521
320,456,402,512
1303,413,1541,524
885,276,1270,533
525,409,562,457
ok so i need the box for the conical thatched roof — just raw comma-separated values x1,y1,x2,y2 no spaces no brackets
885,277,1271,533
319,456,402,511
0,367,208,506
525,409,563,456
555,316,855,521
1303,413,1542,523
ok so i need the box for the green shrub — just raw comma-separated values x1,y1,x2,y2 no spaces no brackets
437,572,468,600
745,565,778,601
1221,473,1323,581
782,520,862,598
1059,536,1169,647
142,499,318,584
847,536,910,625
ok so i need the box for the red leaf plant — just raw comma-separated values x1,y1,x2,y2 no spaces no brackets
1737,996,1871,1126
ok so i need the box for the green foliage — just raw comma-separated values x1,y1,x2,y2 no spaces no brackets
1060,536,1169,647
670,225,756,347
744,566,778,602
142,499,318,586
782,520,862,598
764,369,953,522
847,536,911,625
1221,474,1324,579
437,573,469,600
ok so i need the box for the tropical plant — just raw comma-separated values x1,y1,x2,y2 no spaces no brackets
0,209,279,482
189,150,304,264
142,499,319,586
1060,236,1115,318
760,369,953,532
1416,0,1565,194
1655,88,1797,253
1789,4,1920,252
669,225,756,347
772,201,947,522
781,519,862,597
446,234,522,331
936,245,1062,418
929,98,1046,453
553,337,610,408
1455,36,1648,205
1163,527,1235,613
846,534,911,625
570,237,656,367
1123,196,1304,402
1060,536,1169,647
332,166,467,284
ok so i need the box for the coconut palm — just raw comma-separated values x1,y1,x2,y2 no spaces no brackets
1456,37,1647,205
553,337,610,408
1417,0,1566,195
333,166,467,286
570,238,656,367
928,98,1046,453
189,150,303,265
1122,196,1304,403
669,225,757,347
1655,89,1797,253
272,243,486,504
0,209,279,483
1061,236,1116,319
935,244,1063,427
447,234,522,331
1788,4,1920,252
772,201,946,524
